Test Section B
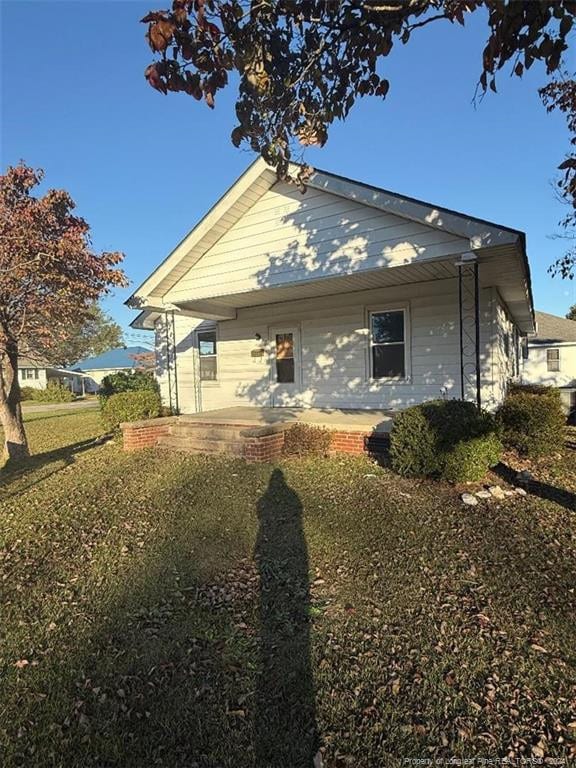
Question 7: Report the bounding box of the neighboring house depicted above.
[522,310,576,415]
[17,357,87,394]
[128,159,534,415]
[74,346,152,391]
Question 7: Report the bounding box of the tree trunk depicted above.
[0,341,29,463]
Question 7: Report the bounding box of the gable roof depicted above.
[74,346,150,371]
[531,311,576,344]
[127,158,534,331]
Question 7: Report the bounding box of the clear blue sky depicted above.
[1,1,574,342]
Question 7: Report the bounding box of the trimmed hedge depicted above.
[101,390,161,432]
[19,386,37,402]
[283,423,332,457]
[29,381,75,403]
[390,399,502,483]
[99,370,159,403]
[442,433,504,483]
[497,385,565,458]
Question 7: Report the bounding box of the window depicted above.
[369,309,406,379]
[547,348,560,372]
[522,341,529,360]
[275,333,295,383]
[198,330,217,381]
[20,368,39,380]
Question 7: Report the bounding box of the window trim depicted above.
[196,326,219,383]
[546,347,560,372]
[366,305,411,383]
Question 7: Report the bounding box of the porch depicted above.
[175,405,394,433]
[121,406,395,460]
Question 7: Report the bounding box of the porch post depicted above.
[164,310,180,415]
[456,253,481,409]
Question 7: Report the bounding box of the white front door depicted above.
[269,327,301,406]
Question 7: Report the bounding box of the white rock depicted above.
[503,490,515,497]
[488,485,506,500]
[475,490,492,500]
[514,487,528,496]
[461,493,478,506]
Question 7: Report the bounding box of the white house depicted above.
[17,357,88,394]
[128,160,534,417]
[522,310,576,415]
[73,346,152,392]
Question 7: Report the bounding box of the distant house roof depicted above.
[531,311,576,345]
[74,346,150,371]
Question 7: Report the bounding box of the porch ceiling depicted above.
[173,246,533,332]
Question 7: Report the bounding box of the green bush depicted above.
[99,370,159,403]
[101,390,161,432]
[388,406,437,477]
[283,423,332,457]
[442,433,504,483]
[30,381,75,403]
[19,386,37,401]
[390,399,502,482]
[497,386,565,457]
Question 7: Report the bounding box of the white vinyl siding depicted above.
[163,278,513,414]
[164,183,469,304]
[522,343,576,388]
[17,368,47,390]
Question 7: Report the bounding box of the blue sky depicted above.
[1,1,574,342]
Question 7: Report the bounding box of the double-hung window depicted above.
[198,330,217,381]
[369,309,407,379]
[547,348,560,372]
[21,368,39,380]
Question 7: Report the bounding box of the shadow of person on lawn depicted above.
[254,468,319,767]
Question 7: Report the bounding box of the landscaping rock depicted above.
[475,490,492,500]
[488,485,506,500]
[503,489,515,497]
[461,493,478,506]
[514,487,528,496]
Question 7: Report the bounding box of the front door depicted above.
[269,327,301,406]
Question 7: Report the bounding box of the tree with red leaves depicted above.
[140,0,575,266]
[0,164,127,462]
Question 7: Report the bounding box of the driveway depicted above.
[21,399,99,414]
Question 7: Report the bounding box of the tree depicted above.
[567,304,576,321]
[45,304,124,367]
[140,1,575,271]
[141,1,574,174]
[0,164,126,462]
[541,75,576,279]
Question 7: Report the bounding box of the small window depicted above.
[547,348,560,372]
[370,309,406,379]
[275,333,295,383]
[198,330,217,381]
[522,341,529,360]
[21,368,38,380]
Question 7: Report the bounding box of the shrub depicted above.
[99,370,159,403]
[388,406,437,477]
[283,423,332,457]
[390,399,502,482]
[497,386,565,457]
[442,433,503,483]
[30,381,75,403]
[19,386,37,401]
[101,390,161,432]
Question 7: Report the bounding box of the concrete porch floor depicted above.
[178,406,395,433]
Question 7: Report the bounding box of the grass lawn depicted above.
[1,412,575,767]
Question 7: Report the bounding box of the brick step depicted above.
[156,434,245,456]
[170,424,246,441]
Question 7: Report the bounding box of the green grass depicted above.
[1,412,575,767]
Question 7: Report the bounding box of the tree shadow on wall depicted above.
[254,468,319,767]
